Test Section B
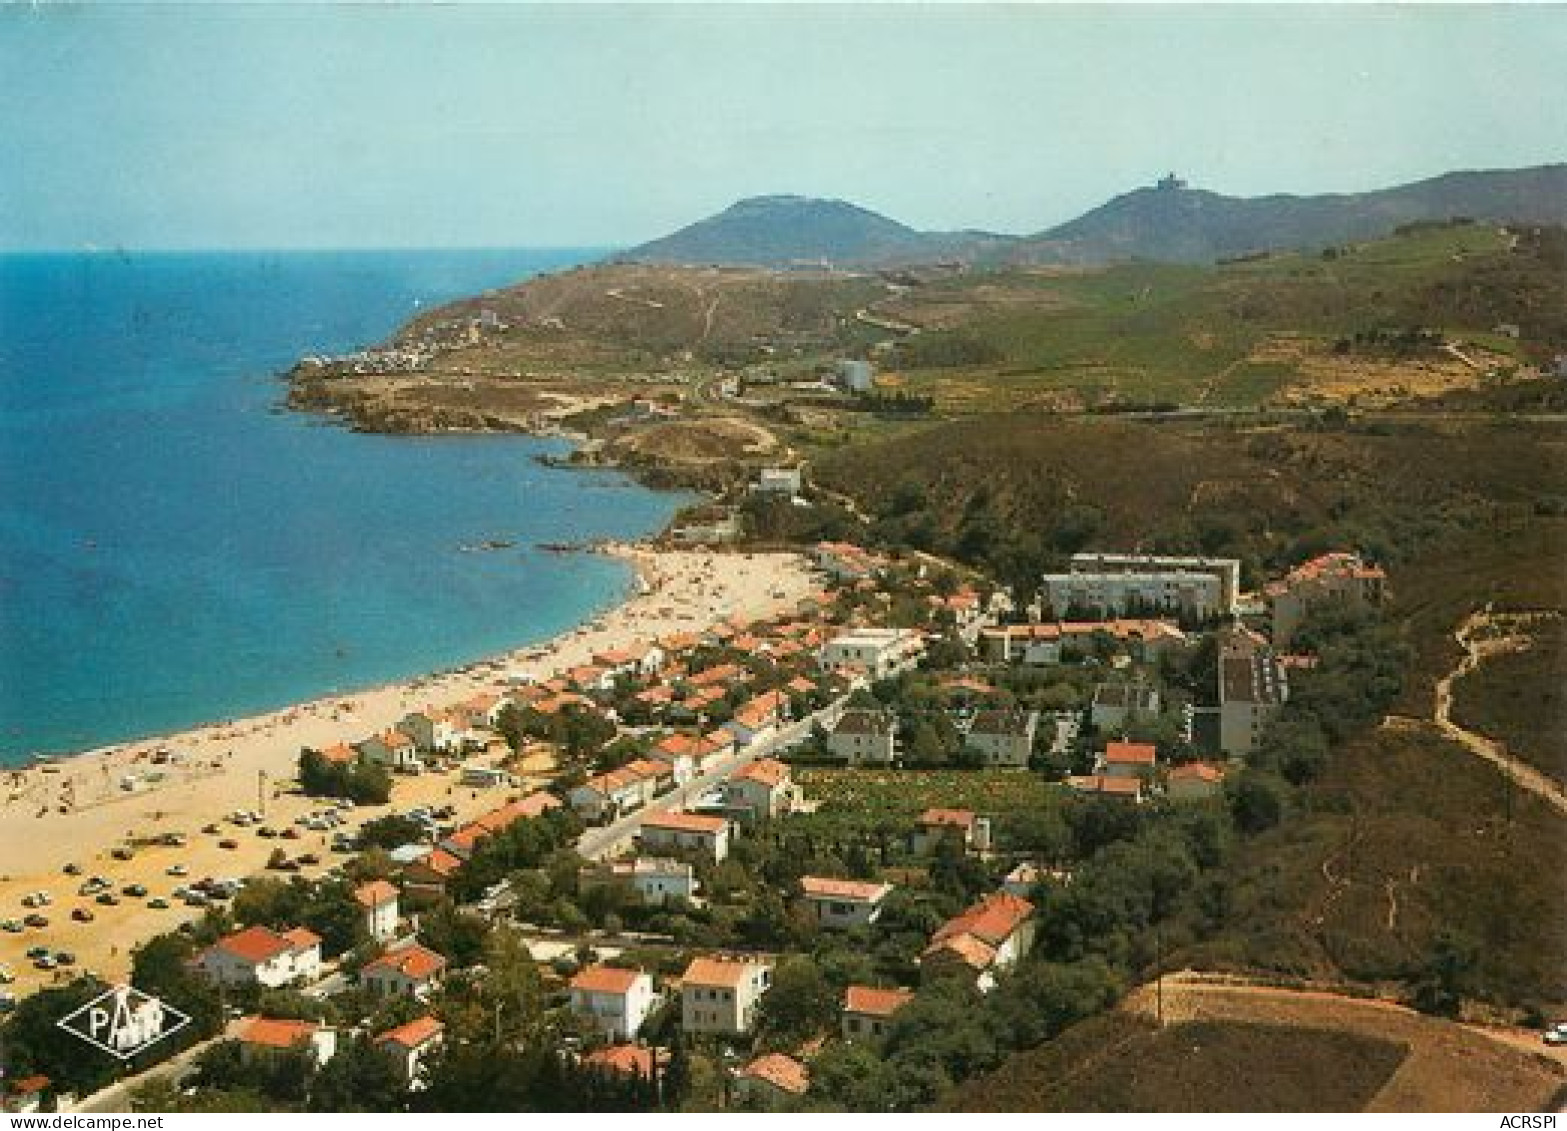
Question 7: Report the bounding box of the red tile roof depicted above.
[237,1017,321,1049]
[354,880,399,909]
[917,807,977,830]
[800,876,891,903]
[732,757,789,788]
[1103,740,1157,766]
[933,891,1034,948]
[377,1015,443,1049]
[211,925,306,964]
[844,984,915,1018]
[1169,761,1226,783]
[363,943,447,982]
[643,810,728,835]
[570,964,646,995]
[681,955,767,989]
[740,1052,809,1096]
[583,1044,662,1078]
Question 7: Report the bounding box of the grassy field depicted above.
[945,1013,1410,1112]
[794,767,1061,832]
[1451,616,1567,787]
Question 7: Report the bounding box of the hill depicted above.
[1008,164,1567,264]
[617,194,1015,267]
[946,985,1566,1112]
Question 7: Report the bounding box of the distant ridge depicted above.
[1007,164,1567,264]
[617,165,1567,269]
[616,194,1014,268]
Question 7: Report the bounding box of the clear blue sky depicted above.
[3,3,1563,250]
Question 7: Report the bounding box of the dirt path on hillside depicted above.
[1125,972,1567,1111]
[1383,606,1567,818]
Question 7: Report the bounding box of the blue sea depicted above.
[0,249,684,764]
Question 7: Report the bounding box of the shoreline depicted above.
[0,543,816,991]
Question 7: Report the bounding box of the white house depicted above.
[568,964,658,1040]
[354,880,400,944]
[798,876,892,930]
[679,955,773,1036]
[638,811,731,862]
[398,710,465,755]
[235,1017,336,1069]
[754,466,804,496]
[920,891,1036,992]
[841,985,915,1042]
[724,757,795,820]
[583,856,699,906]
[820,628,924,680]
[195,925,322,989]
[963,709,1039,767]
[357,729,421,772]
[376,1016,444,1089]
[828,709,897,765]
[568,761,663,821]
[361,943,447,1000]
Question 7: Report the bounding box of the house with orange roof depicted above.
[639,810,732,862]
[735,1052,809,1105]
[195,924,322,988]
[361,942,447,1000]
[911,808,991,855]
[1167,760,1227,801]
[235,1017,336,1068]
[1266,550,1387,648]
[582,1044,665,1081]
[568,964,658,1040]
[1,1075,52,1115]
[679,955,773,1035]
[813,541,885,582]
[688,662,745,689]
[376,1015,443,1089]
[357,728,421,772]
[354,880,400,943]
[568,760,664,822]
[725,690,790,748]
[314,741,360,767]
[401,846,463,894]
[1100,739,1158,779]
[675,685,729,721]
[724,757,795,819]
[842,984,915,1041]
[797,876,893,929]
[921,891,1036,991]
[1066,774,1145,803]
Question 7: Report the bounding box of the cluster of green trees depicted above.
[297,748,392,804]
[497,703,617,763]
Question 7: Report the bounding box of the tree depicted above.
[359,814,426,850]
[1412,931,1478,1017]
[307,1035,407,1112]
[1227,769,1287,834]
[756,957,839,1046]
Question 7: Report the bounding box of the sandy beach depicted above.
[0,545,815,995]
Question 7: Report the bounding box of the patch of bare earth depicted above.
[1250,332,1515,407]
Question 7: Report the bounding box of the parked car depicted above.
[281,828,301,841]
[23,914,49,928]
[24,946,49,960]
[166,864,189,877]
[1544,1023,1567,1046]
[1,920,23,934]
[110,846,134,861]
[53,952,76,967]
[62,863,81,876]
[123,883,148,898]
[71,907,95,923]
[148,898,170,910]
[0,965,14,984]
[95,893,119,906]
[33,955,56,970]
[218,839,239,850]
